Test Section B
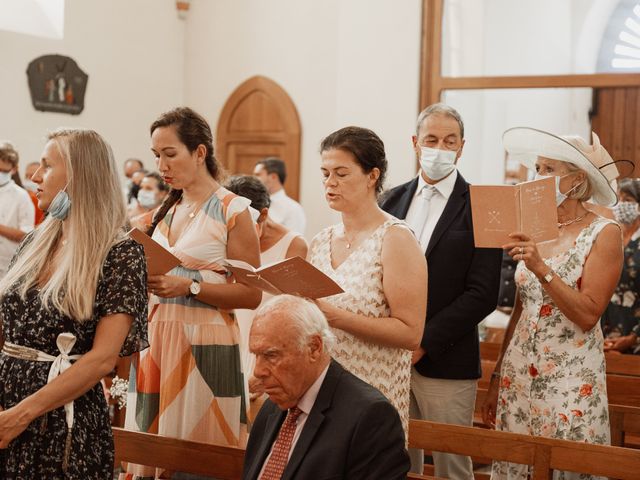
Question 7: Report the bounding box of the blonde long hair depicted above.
[0,129,127,322]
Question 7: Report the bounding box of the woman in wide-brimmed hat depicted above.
[482,127,627,480]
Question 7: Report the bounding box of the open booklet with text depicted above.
[469,176,559,248]
[221,256,344,299]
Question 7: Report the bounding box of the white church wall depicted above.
[184,0,422,238]
[443,0,603,186]
[0,0,184,180]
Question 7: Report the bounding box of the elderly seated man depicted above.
[242,295,410,480]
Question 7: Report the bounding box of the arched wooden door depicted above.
[216,76,302,200]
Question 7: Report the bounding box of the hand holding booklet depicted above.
[469,176,559,248]
[128,228,182,275]
[221,256,344,299]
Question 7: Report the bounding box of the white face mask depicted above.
[137,189,159,209]
[534,173,583,207]
[419,146,458,181]
[22,179,37,192]
[0,171,12,185]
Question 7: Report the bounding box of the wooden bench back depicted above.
[113,419,640,480]
[409,420,640,480]
[113,427,245,479]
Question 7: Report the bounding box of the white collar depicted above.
[296,363,330,416]
[271,189,287,200]
[414,169,457,200]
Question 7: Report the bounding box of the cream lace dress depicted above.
[309,218,412,437]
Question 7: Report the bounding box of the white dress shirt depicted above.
[269,189,306,236]
[405,170,458,251]
[258,364,330,477]
[0,181,35,278]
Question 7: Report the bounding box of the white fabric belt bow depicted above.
[2,332,83,432]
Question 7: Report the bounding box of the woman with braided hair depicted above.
[121,107,261,479]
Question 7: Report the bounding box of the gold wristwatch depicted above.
[540,269,554,284]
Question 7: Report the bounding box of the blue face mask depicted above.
[535,173,583,207]
[48,185,71,220]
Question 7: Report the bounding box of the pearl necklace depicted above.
[557,212,587,228]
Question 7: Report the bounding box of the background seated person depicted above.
[225,174,307,404]
[243,295,410,480]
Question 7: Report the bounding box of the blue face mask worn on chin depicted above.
[48,185,71,220]
[419,146,458,181]
[534,173,583,207]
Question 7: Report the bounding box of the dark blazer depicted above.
[242,360,409,480]
[380,173,502,379]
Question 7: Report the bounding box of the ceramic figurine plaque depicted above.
[26,54,88,115]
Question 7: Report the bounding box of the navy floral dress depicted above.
[0,237,148,479]
[601,231,640,353]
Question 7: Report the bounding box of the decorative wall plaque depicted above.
[26,54,88,115]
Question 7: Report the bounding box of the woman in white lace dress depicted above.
[308,126,427,437]
[482,128,626,480]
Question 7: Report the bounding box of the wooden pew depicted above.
[409,420,640,480]
[113,427,245,479]
[113,421,640,480]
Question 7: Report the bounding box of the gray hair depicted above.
[254,295,336,352]
[416,103,465,139]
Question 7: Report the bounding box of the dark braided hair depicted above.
[146,107,220,236]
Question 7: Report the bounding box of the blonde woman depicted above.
[0,129,148,478]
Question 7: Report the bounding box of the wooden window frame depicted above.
[420,0,640,109]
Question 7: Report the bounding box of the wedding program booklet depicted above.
[128,227,182,275]
[469,176,559,248]
[221,256,344,299]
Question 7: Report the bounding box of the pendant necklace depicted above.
[344,228,356,249]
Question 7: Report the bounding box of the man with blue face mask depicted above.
[0,141,35,279]
[380,103,502,478]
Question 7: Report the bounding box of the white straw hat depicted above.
[502,127,626,206]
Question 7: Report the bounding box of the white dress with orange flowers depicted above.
[492,218,614,480]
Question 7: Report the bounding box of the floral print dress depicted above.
[492,218,614,480]
[0,237,148,479]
